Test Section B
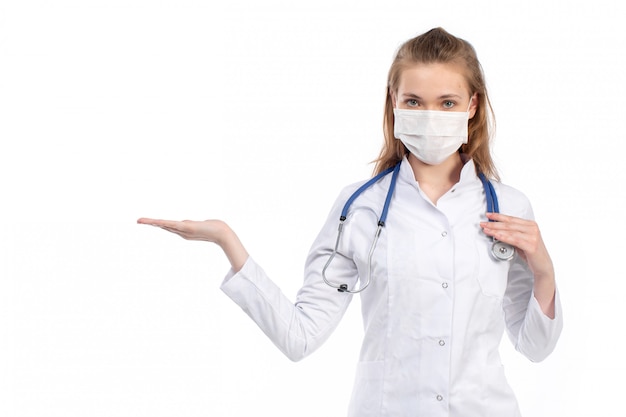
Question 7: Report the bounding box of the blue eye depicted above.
[406,99,419,107]
[443,100,455,109]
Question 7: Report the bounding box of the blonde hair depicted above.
[374,27,499,180]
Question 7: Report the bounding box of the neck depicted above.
[407,153,464,204]
[409,152,464,184]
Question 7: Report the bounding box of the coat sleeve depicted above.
[220,189,360,362]
[502,196,563,363]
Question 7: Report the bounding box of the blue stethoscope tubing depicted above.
[478,172,516,262]
[322,163,401,293]
[322,163,515,294]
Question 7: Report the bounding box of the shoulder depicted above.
[327,172,395,220]
[490,180,535,220]
[337,168,397,201]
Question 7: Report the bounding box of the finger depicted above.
[137,218,182,228]
[481,224,535,244]
[480,216,531,237]
[480,221,529,234]
[137,217,166,225]
[482,214,537,234]
[485,212,528,224]
[482,224,542,255]
[140,218,196,237]
[160,225,191,237]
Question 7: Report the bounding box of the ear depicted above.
[468,92,478,119]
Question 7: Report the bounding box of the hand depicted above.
[137,218,230,244]
[137,218,249,271]
[480,212,553,277]
[480,212,556,317]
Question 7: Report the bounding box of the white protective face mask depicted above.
[393,102,471,165]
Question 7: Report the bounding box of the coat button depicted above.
[441,231,448,237]
[436,395,443,401]
[439,340,445,346]
[442,282,449,289]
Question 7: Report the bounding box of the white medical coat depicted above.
[221,156,563,417]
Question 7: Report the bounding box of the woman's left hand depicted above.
[480,212,553,278]
[480,212,556,317]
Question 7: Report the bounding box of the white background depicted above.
[1,0,624,416]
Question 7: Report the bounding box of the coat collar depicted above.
[397,154,478,190]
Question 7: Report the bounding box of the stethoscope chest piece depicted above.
[491,240,515,261]
[479,172,516,262]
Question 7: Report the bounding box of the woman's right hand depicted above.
[137,218,229,243]
[137,218,249,272]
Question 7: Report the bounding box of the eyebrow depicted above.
[401,93,463,100]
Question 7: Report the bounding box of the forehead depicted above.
[397,63,470,96]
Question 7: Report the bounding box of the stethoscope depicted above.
[322,163,516,293]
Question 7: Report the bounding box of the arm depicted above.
[219,196,360,361]
[137,193,360,361]
[480,212,563,361]
[501,256,563,362]
[480,212,556,318]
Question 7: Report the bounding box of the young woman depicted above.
[138,27,562,417]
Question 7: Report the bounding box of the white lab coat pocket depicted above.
[347,360,384,417]
[475,235,511,299]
